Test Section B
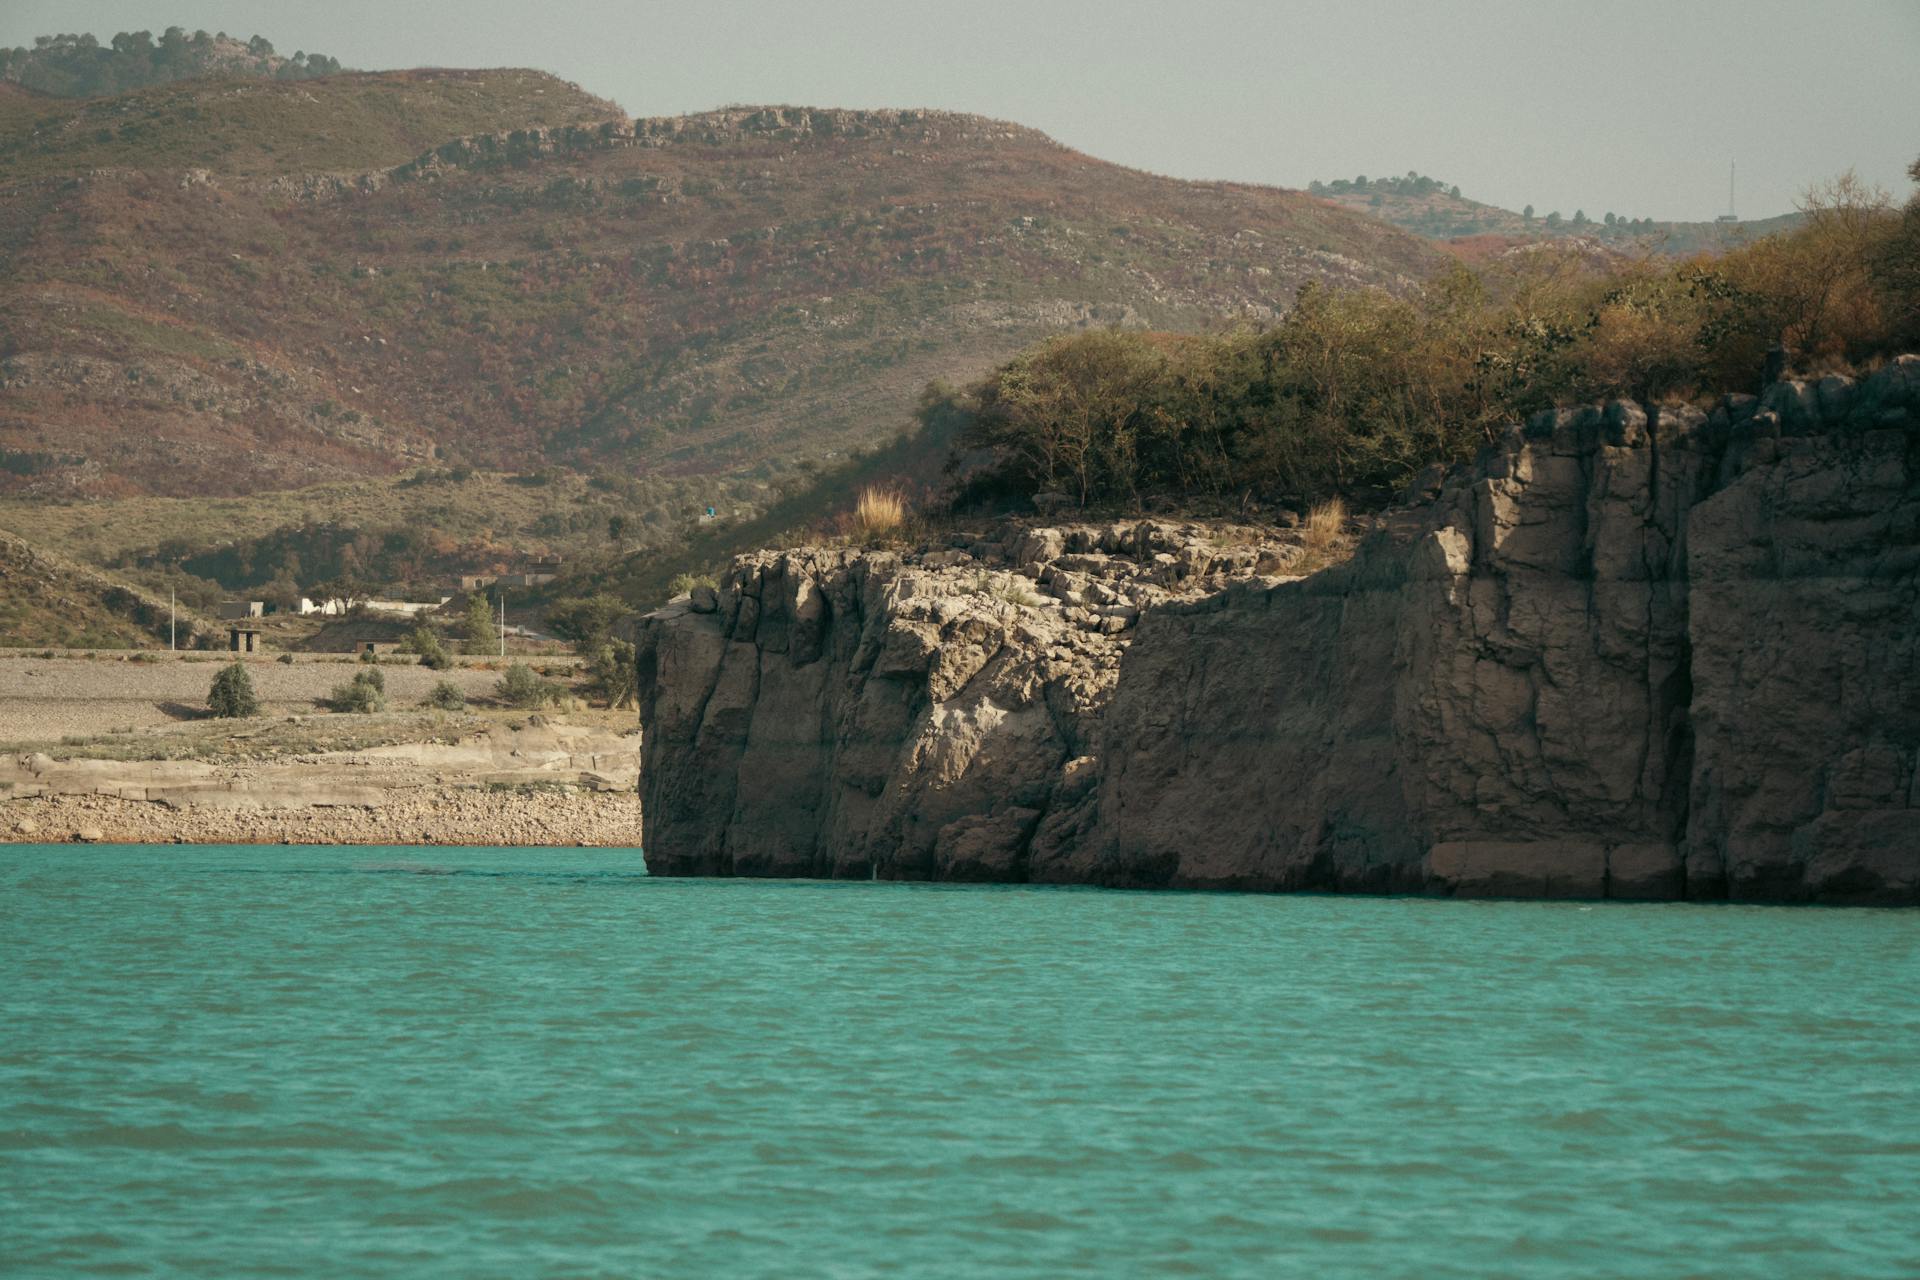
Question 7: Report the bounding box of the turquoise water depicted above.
[2,844,1916,1278]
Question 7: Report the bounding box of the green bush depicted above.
[423,680,466,711]
[206,662,259,718]
[667,572,718,597]
[587,639,638,710]
[323,669,386,713]
[495,662,559,709]
[405,625,452,670]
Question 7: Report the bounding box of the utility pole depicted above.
[1715,161,1740,224]
[170,589,176,652]
[499,589,506,658]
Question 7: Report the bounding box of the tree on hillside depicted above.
[1545,211,1563,228]
[1523,205,1534,221]
[0,26,346,97]
[959,328,1176,507]
[1729,170,1901,362]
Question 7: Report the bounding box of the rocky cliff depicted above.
[635,358,1920,903]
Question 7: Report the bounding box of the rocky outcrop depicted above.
[636,519,1309,879]
[386,108,1052,186]
[635,357,1920,903]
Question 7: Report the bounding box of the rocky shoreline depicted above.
[636,358,1920,904]
[3,717,643,848]
[6,789,641,847]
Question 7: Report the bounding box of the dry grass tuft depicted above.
[1293,497,1354,574]
[1302,496,1347,552]
[852,487,907,543]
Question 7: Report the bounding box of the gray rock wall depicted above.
[635,358,1920,903]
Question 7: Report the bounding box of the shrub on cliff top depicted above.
[935,164,1919,511]
[667,572,718,598]
[206,661,259,718]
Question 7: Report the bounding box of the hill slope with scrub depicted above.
[1308,169,1805,257]
[0,81,1444,504]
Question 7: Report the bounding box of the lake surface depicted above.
[2,844,1916,1278]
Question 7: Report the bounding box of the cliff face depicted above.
[635,358,1920,903]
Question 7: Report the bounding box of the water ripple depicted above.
[2,843,1917,1278]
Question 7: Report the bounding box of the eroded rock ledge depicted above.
[636,358,1920,903]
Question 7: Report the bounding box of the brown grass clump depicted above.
[852,487,907,543]
[1294,497,1353,574]
[1302,496,1347,551]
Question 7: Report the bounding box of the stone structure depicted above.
[635,358,1920,903]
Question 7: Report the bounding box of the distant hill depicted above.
[0,68,622,178]
[1,28,345,98]
[1308,170,1803,257]
[0,88,1446,503]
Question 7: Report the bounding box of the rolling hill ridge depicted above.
[0,80,1447,502]
[1306,170,1803,258]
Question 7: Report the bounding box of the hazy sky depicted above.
[6,0,1916,221]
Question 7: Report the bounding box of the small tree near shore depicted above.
[207,662,259,718]
[588,640,638,710]
[462,593,495,652]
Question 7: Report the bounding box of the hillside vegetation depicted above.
[937,168,1920,509]
[1309,170,1803,258]
[0,68,620,178]
[0,91,1442,505]
[1,28,344,98]
[0,59,1453,630]
[0,464,772,607]
[0,529,211,648]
